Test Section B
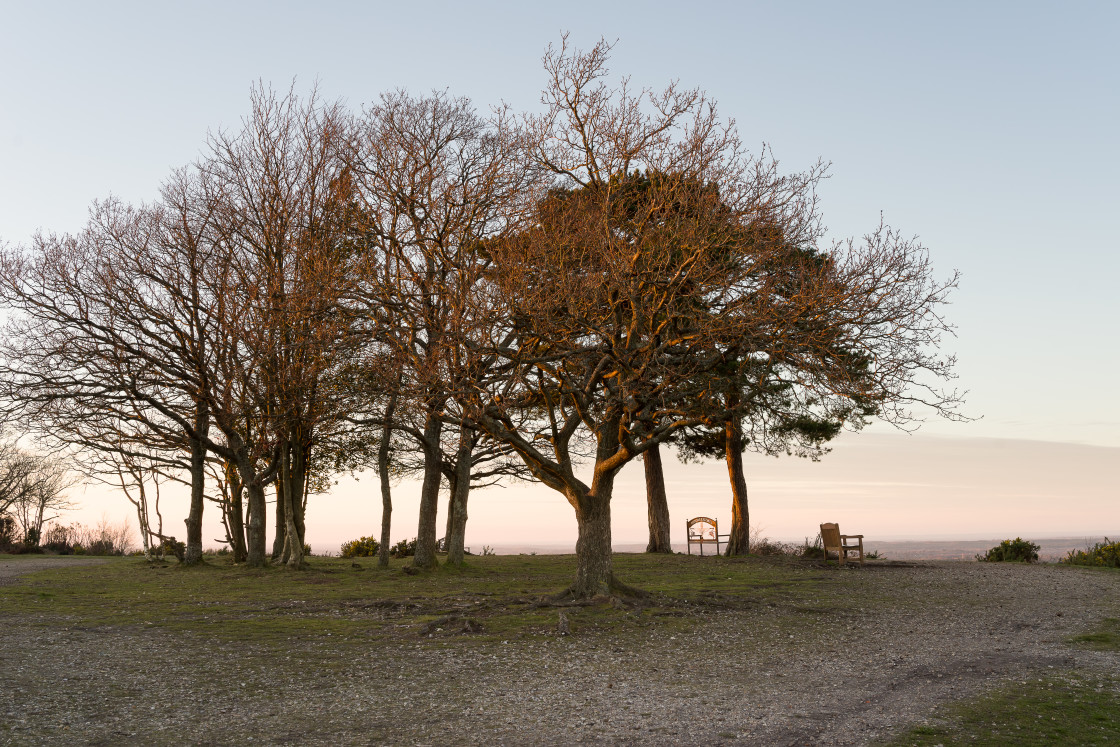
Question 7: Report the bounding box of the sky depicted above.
[2,1,1117,549]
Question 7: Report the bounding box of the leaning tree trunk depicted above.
[183,402,210,565]
[724,414,750,556]
[445,431,473,566]
[411,412,443,570]
[643,444,672,553]
[377,417,395,570]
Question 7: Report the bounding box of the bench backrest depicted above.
[687,516,718,540]
[820,522,841,548]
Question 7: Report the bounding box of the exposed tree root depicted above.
[535,574,650,609]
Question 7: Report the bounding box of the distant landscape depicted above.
[494,536,1120,561]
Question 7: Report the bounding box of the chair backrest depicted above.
[687,516,718,539]
[820,523,841,548]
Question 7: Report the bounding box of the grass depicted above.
[0,551,829,647]
[1070,617,1120,651]
[885,673,1120,746]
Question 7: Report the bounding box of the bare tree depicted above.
[348,90,542,569]
[0,192,224,564]
[7,451,72,545]
[0,85,360,569]
[188,84,361,568]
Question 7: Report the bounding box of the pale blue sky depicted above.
[2,1,1117,544]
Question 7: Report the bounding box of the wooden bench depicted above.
[686,517,728,556]
[820,522,864,566]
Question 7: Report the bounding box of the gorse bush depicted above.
[340,536,380,558]
[1062,539,1120,568]
[158,538,186,562]
[390,537,417,558]
[340,536,415,558]
[978,537,1040,563]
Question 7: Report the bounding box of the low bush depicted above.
[750,537,794,556]
[796,535,825,560]
[158,538,186,562]
[7,541,45,555]
[1062,538,1120,568]
[978,537,1039,563]
[41,523,78,554]
[340,536,381,558]
[390,537,417,558]
[81,518,135,556]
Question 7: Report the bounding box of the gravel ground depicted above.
[1,557,1118,745]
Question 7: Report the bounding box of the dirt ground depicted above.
[1,556,1118,745]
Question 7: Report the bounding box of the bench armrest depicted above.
[840,534,863,540]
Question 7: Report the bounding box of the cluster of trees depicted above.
[0,437,71,548]
[0,38,962,597]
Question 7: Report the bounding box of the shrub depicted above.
[158,538,186,562]
[750,537,794,556]
[797,535,825,560]
[340,536,381,558]
[0,514,16,551]
[74,517,136,556]
[85,539,117,556]
[389,537,417,558]
[42,523,78,554]
[978,537,1040,563]
[1062,539,1120,568]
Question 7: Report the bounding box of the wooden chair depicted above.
[686,517,728,555]
[820,522,864,566]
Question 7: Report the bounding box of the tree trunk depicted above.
[444,473,457,549]
[281,444,305,569]
[377,420,394,570]
[183,402,209,565]
[572,490,614,598]
[293,442,308,555]
[445,430,473,566]
[724,415,750,556]
[643,443,672,553]
[225,461,248,563]
[271,476,286,561]
[239,447,268,568]
[411,412,443,570]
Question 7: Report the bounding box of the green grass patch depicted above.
[1070,618,1120,651]
[0,552,832,648]
[885,673,1120,746]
